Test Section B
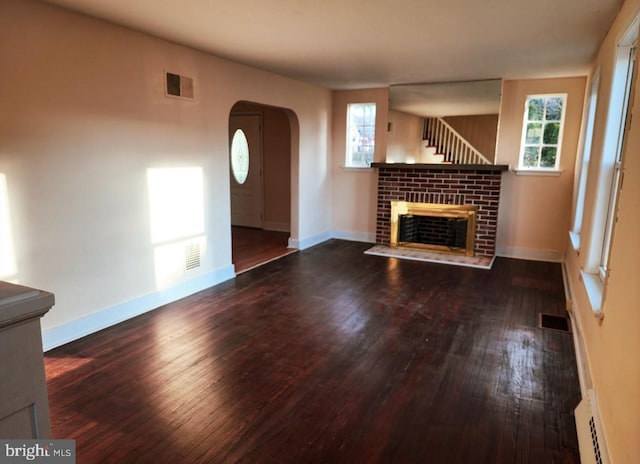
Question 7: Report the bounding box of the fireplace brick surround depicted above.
[372,163,508,258]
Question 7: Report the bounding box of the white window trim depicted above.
[514,169,562,176]
[581,16,638,317]
[341,166,374,172]
[345,102,377,168]
[571,69,601,240]
[581,270,604,319]
[599,46,634,283]
[584,41,636,275]
[569,230,581,251]
[517,93,568,172]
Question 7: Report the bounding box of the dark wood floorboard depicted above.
[231,226,295,274]
[45,240,581,463]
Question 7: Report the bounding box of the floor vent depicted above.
[538,313,571,332]
[184,242,201,270]
[575,390,610,464]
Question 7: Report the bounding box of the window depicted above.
[346,103,376,167]
[518,94,567,170]
[600,46,636,282]
[571,71,600,246]
[581,19,637,315]
[230,129,250,184]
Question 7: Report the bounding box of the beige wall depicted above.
[3,1,638,460]
[387,110,424,162]
[0,0,332,342]
[331,88,389,242]
[495,77,587,261]
[564,0,640,462]
[231,102,291,231]
[443,114,499,163]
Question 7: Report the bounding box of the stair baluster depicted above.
[423,117,491,165]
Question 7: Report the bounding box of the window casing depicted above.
[599,46,636,282]
[571,71,600,244]
[518,94,567,170]
[580,20,638,316]
[346,103,376,168]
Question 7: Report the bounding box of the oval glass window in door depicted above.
[230,129,249,184]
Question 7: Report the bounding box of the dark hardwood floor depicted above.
[231,226,295,274]
[45,240,581,463]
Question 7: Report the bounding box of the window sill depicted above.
[580,270,604,320]
[342,166,374,172]
[569,231,581,252]
[514,169,563,176]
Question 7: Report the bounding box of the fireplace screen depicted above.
[390,201,476,256]
[398,215,468,249]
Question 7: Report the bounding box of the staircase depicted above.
[423,117,492,165]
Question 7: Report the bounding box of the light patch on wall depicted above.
[147,167,204,244]
[147,167,206,289]
[0,174,17,280]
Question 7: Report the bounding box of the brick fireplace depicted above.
[372,163,508,258]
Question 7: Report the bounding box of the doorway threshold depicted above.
[235,248,298,275]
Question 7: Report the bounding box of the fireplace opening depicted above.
[390,201,476,256]
[398,215,468,249]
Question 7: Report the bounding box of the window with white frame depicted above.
[346,103,376,167]
[580,20,637,315]
[518,94,567,170]
[571,71,600,243]
[599,46,636,282]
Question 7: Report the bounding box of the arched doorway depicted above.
[229,101,296,273]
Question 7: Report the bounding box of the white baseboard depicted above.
[288,231,332,250]
[495,245,563,262]
[262,221,290,233]
[561,261,593,397]
[42,265,235,351]
[330,230,375,243]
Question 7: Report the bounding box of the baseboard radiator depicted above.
[575,389,610,464]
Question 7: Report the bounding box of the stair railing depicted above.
[423,117,492,165]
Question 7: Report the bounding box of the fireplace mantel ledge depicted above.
[371,163,509,172]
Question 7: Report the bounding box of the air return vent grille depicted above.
[588,417,604,464]
[184,242,201,271]
[165,71,194,99]
[575,389,609,464]
[538,313,571,332]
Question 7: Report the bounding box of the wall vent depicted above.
[165,71,194,99]
[575,389,609,464]
[184,242,201,271]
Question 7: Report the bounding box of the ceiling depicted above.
[43,0,622,90]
